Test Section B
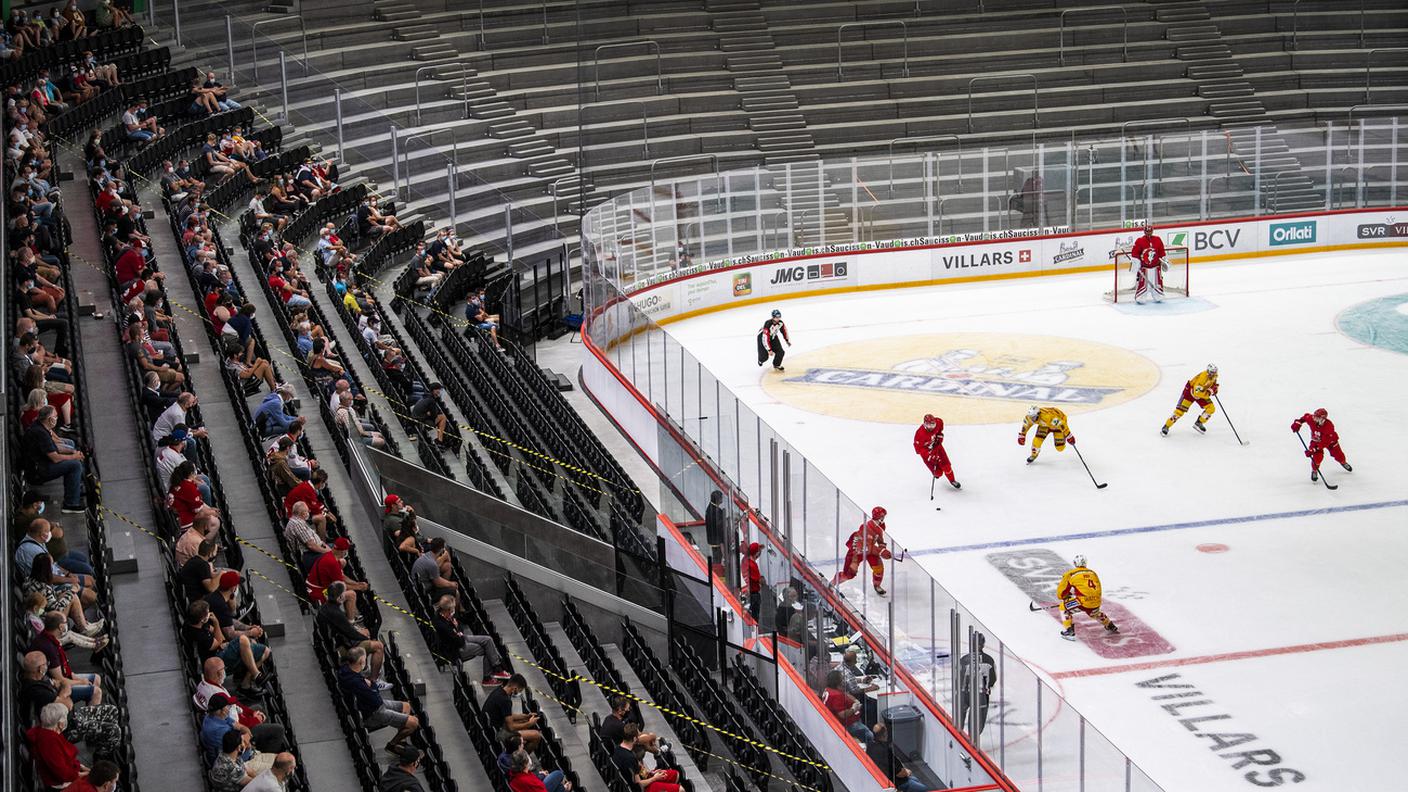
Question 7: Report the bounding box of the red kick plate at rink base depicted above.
[986,548,1175,659]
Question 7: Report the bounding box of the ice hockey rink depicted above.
[658,249,1408,791]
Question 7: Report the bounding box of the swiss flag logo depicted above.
[1019,250,1032,263]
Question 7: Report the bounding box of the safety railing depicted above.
[888,134,964,190]
[1059,5,1129,65]
[250,16,308,82]
[968,74,1039,133]
[836,20,910,81]
[1365,48,1408,104]
[593,40,663,100]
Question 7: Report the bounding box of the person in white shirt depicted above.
[153,392,207,461]
[156,430,213,502]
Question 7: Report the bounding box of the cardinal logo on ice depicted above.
[762,332,1159,424]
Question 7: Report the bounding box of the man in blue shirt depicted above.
[254,385,296,439]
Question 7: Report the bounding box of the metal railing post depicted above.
[1253,126,1262,215]
[174,0,182,47]
[949,610,961,714]
[785,162,795,247]
[753,165,763,251]
[390,124,400,200]
[836,21,910,81]
[1120,135,1128,225]
[1365,49,1408,104]
[279,50,289,123]
[888,134,963,190]
[226,15,235,79]
[1324,121,1334,210]
[335,89,344,161]
[851,157,860,240]
[1392,117,1400,206]
[505,204,515,268]
[1060,5,1128,66]
[1357,118,1367,207]
[448,163,457,230]
[1144,133,1154,220]
[1200,129,1210,219]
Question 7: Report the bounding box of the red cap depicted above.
[218,571,241,590]
[748,542,763,556]
[333,537,351,551]
[383,494,401,512]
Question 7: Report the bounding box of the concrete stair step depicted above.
[1188,63,1245,80]
[735,74,790,91]
[451,84,499,101]
[750,117,807,131]
[764,153,822,166]
[528,160,576,178]
[432,63,479,80]
[741,96,799,111]
[720,40,773,53]
[1167,27,1220,43]
[726,53,783,70]
[488,120,534,138]
[411,44,458,61]
[264,0,295,13]
[509,140,555,157]
[473,104,519,121]
[758,131,814,145]
[375,9,418,22]
[1177,44,1234,60]
[394,23,438,39]
[1210,100,1266,116]
[1155,7,1211,22]
[1197,82,1255,98]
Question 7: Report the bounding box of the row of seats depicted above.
[504,576,582,715]
[671,637,773,789]
[0,23,143,89]
[618,619,710,773]
[729,655,829,792]
[451,670,580,791]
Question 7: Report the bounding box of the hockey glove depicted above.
[1066,434,1076,445]
[1291,421,1302,433]
[1159,257,1170,272]
[1305,449,1315,458]
[1017,434,1026,446]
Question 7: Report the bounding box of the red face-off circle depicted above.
[1197,543,1229,553]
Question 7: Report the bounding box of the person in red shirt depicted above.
[831,507,893,596]
[112,240,146,288]
[913,413,960,490]
[305,538,369,612]
[27,703,85,788]
[740,542,763,622]
[166,461,210,528]
[822,670,873,742]
[283,469,335,535]
[1292,408,1352,482]
[1128,222,1169,304]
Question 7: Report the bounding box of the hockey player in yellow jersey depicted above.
[1057,555,1118,640]
[1017,405,1074,464]
[1162,364,1219,436]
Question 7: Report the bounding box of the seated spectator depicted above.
[334,390,385,448]
[207,571,265,647]
[306,538,369,612]
[245,752,297,792]
[315,580,388,686]
[627,743,679,792]
[268,419,317,480]
[381,745,427,792]
[225,303,259,364]
[178,539,223,600]
[433,593,511,683]
[26,702,85,789]
[337,645,420,754]
[224,343,279,392]
[154,393,209,460]
[483,674,540,752]
[266,436,302,496]
[22,405,87,512]
[283,468,335,536]
[157,431,212,501]
[468,298,504,353]
[22,554,104,638]
[121,100,161,143]
[612,725,672,791]
[185,599,269,696]
[248,189,287,232]
[30,612,103,706]
[167,460,215,528]
[411,382,449,446]
[600,696,660,756]
[24,362,76,428]
[210,729,257,791]
[867,722,926,792]
[18,652,121,760]
[15,512,95,588]
[315,224,348,271]
[408,244,443,290]
[382,495,416,542]
[508,748,572,792]
[412,537,458,602]
[201,132,257,184]
[254,384,297,439]
[94,0,135,29]
[175,513,222,568]
[426,228,465,271]
[201,694,275,774]
[283,499,330,571]
[306,336,344,382]
[822,670,873,743]
[204,72,241,110]
[194,657,288,755]
[356,197,399,239]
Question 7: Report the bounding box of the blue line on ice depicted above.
[906,499,1408,557]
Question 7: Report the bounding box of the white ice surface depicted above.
[657,250,1408,791]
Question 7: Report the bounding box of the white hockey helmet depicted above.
[1072,554,1088,568]
[1026,405,1041,420]
[1206,363,1218,376]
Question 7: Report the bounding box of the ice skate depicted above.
[1105,622,1120,634]
[1026,452,1037,464]
[1311,470,1319,482]
[1342,462,1353,472]
[1060,626,1076,641]
[1160,425,1169,436]
[949,479,961,490]
[1193,419,1206,434]
[873,586,886,596]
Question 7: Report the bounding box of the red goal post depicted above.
[1105,246,1190,303]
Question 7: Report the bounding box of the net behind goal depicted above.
[1104,246,1190,303]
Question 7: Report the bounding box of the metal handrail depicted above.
[887,134,963,190]
[413,64,446,126]
[761,210,788,249]
[967,73,1039,133]
[1120,117,1192,142]
[1365,48,1408,104]
[251,17,309,82]
[917,0,983,14]
[593,40,662,101]
[1332,166,1362,208]
[586,100,651,158]
[395,129,440,201]
[1349,103,1408,120]
[837,21,910,81]
[648,154,719,196]
[1288,0,1302,50]
[1268,169,1297,213]
[1059,5,1128,66]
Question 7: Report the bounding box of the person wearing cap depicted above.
[194,656,289,755]
[185,599,269,698]
[316,580,389,687]
[157,431,213,503]
[201,694,275,774]
[267,418,318,481]
[306,538,369,615]
[381,494,412,537]
[381,744,428,792]
[338,645,420,755]
[740,542,764,621]
[208,570,266,650]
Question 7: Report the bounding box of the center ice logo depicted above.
[762,332,1159,424]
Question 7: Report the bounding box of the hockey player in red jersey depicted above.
[756,309,790,370]
[913,414,961,489]
[1129,222,1168,304]
[832,507,893,596]
[1292,408,1352,482]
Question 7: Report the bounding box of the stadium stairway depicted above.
[61,147,209,792]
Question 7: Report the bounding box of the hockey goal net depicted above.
[1104,246,1190,303]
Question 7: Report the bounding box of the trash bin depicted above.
[883,704,924,760]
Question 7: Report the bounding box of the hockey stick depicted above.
[1070,443,1108,489]
[1213,394,1248,446]
[928,476,942,510]
[1029,601,1061,612]
[1295,431,1338,490]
